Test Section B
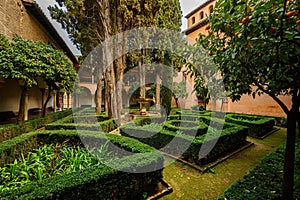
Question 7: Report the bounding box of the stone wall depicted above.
[0,0,61,49]
[183,0,292,117]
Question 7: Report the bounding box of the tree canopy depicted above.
[49,0,184,118]
[196,0,300,198]
[0,34,77,123]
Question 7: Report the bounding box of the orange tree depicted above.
[0,35,76,123]
[197,0,299,198]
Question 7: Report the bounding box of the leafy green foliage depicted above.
[226,113,275,138]
[163,119,208,137]
[0,35,75,90]
[120,114,248,165]
[219,139,300,200]
[0,34,77,123]
[181,42,223,107]
[0,142,110,192]
[0,109,72,143]
[49,0,184,118]
[198,1,299,197]
[199,0,300,104]
[45,118,118,133]
[0,130,164,199]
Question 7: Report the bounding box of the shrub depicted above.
[191,105,206,111]
[0,130,164,199]
[120,116,248,165]
[163,119,208,137]
[225,113,275,138]
[218,140,300,199]
[53,114,110,124]
[133,116,166,126]
[0,142,111,192]
[0,109,72,143]
[45,119,118,133]
[167,114,200,121]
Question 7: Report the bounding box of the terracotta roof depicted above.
[185,0,215,19]
[22,0,79,64]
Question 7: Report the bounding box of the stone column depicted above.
[52,91,57,112]
[67,93,71,108]
[63,92,68,109]
[156,73,161,110]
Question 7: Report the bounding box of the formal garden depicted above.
[0,106,298,199]
[0,0,299,199]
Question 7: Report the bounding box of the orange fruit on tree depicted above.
[242,16,249,24]
[286,11,296,18]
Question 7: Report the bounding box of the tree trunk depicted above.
[297,114,300,138]
[175,97,179,108]
[42,88,52,117]
[95,79,102,114]
[114,6,126,121]
[115,56,124,120]
[282,106,298,199]
[17,86,27,124]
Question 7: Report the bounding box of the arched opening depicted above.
[209,6,214,14]
[76,86,93,108]
[200,11,204,19]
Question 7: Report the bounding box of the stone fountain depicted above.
[136,97,153,115]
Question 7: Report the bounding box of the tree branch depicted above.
[254,80,289,114]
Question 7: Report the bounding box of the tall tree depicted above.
[49,0,183,118]
[197,0,300,198]
[154,0,183,115]
[37,42,77,117]
[0,35,45,123]
[50,0,161,119]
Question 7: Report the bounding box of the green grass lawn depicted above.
[161,128,287,200]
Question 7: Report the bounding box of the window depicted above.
[209,6,214,14]
[200,11,204,19]
[191,17,195,24]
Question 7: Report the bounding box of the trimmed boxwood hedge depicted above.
[0,109,73,143]
[167,114,200,121]
[133,116,166,126]
[120,116,248,165]
[225,113,275,138]
[45,118,118,133]
[52,114,110,124]
[163,119,208,137]
[218,140,300,200]
[0,130,164,199]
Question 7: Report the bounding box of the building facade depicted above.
[0,0,79,120]
[183,0,291,117]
